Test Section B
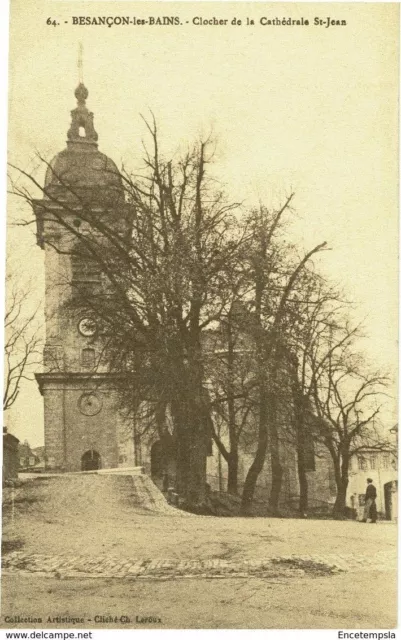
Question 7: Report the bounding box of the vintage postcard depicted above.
[1,0,398,634]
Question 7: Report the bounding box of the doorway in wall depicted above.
[81,449,101,471]
[384,480,398,520]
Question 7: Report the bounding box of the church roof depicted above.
[44,83,123,203]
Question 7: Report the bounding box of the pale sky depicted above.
[5,1,399,445]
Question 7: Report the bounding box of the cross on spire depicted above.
[78,42,84,84]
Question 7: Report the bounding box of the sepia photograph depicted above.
[1,0,399,633]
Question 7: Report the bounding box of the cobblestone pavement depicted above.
[2,547,395,580]
[3,473,396,590]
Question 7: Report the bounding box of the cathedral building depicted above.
[31,81,335,515]
[33,83,136,472]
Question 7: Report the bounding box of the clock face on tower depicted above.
[78,317,97,337]
[78,392,103,416]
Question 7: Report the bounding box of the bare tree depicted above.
[283,274,350,516]
[9,119,246,508]
[237,204,327,515]
[206,302,258,495]
[308,321,390,518]
[13,114,385,522]
[3,267,42,411]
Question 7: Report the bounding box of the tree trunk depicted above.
[172,395,208,507]
[294,392,308,516]
[333,482,348,518]
[168,331,208,509]
[268,424,283,512]
[187,403,208,506]
[269,456,283,513]
[227,449,238,495]
[171,397,191,496]
[226,315,238,496]
[154,400,172,478]
[297,451,308,516]
[240,391,268,515]
[240,349,279,515]
[289,357,309,517]
[333,451,349,519]
[240,445,267,515]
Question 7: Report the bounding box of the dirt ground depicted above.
[2,569,397,629]
[1,475,396,561]
[1,474,398,630]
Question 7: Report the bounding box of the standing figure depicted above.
[361,478,377,523]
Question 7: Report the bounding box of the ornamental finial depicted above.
[75,82,89,106]
[74,43,88,106]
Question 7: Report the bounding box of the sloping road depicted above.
[1,473,397,629]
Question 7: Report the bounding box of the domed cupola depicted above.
[44,83,123,205]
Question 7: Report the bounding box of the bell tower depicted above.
[33,83,134,472]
